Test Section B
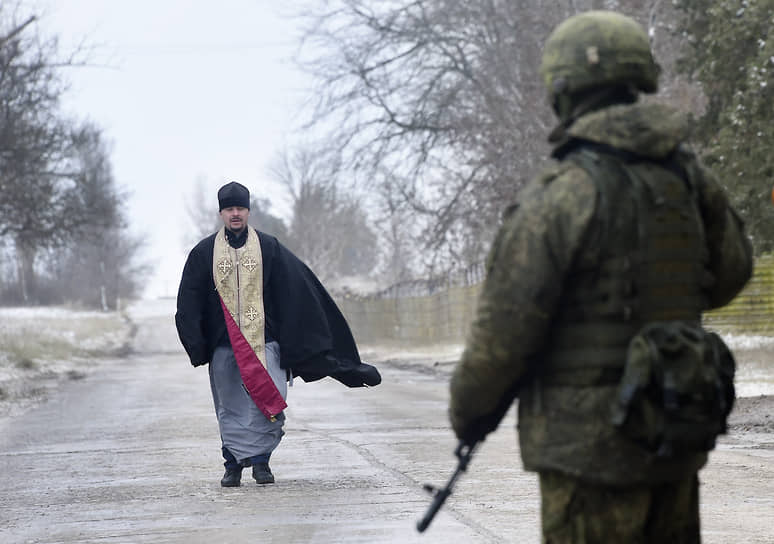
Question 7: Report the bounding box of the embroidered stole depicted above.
[213,227,286,421]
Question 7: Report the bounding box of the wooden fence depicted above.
[337,255,774,345]
[703,254,774,335]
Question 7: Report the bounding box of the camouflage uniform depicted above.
[449,11,753,544]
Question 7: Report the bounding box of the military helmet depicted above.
[540,11,659,101]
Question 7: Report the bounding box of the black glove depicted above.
[452,386,519,446]
[335,361,382,387]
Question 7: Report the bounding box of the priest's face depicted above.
[220,206,250,234]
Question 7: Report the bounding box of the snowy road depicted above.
[0,305,538,544]
[1,303,772,543]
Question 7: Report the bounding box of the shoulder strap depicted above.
[561,144,623,254]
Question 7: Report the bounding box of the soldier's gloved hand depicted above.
[450,410,489,447]
[450,390,518,447]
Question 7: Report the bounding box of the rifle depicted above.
[416,439,478,533]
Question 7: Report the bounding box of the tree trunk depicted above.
[15,238,37,303]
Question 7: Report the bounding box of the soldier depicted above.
[449,11,752,543]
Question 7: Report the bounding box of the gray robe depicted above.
[209,341,287,462]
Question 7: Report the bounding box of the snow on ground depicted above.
[0,306,131,360]
[1,300,772,418]
[325,274,386,297]
[124,297,176,320]
[362,334,774,398]
[0,306,114,320]
[723,334,774,397]
[723,333,774,350]
[0,304,134,417]
[360,342,464,364]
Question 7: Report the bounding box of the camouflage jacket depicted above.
[449,102,753,485]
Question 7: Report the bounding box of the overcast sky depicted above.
[37,0,309,298]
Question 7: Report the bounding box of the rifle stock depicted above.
[416,441,477,533]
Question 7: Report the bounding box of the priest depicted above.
[175,181,381,487]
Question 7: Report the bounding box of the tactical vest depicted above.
[542,144,710,386]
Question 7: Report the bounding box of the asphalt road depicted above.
[1,304,772,543]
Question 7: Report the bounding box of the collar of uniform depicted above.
[561,102,690,160]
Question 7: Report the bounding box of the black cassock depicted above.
[175,228,380,387]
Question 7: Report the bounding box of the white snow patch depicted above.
[0,305,134,416]
[360,343,464,365]
[326,275,386,297]
[125,297,176,320]
[721,334,774,350]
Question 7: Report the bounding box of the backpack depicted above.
[610,321,736,457]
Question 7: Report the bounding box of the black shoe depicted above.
[252,463,275,484]
[221,467,242,487]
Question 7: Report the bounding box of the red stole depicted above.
[220,297,287,421]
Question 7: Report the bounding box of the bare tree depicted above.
[37,124,148,309]
[269,146,377,281]
[182,176,220,251]
[375,173,418,286]
[296,0,561,272]
[0,6,88,301]
[48,225,148,310]
[0,6,147,307]
[247,196,289,241]
[295,0,692,276]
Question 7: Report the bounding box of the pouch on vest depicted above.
[610,321,735,457]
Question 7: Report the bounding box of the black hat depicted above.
[218,181,250,211]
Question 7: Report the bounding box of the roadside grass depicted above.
[0,307,134,414]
